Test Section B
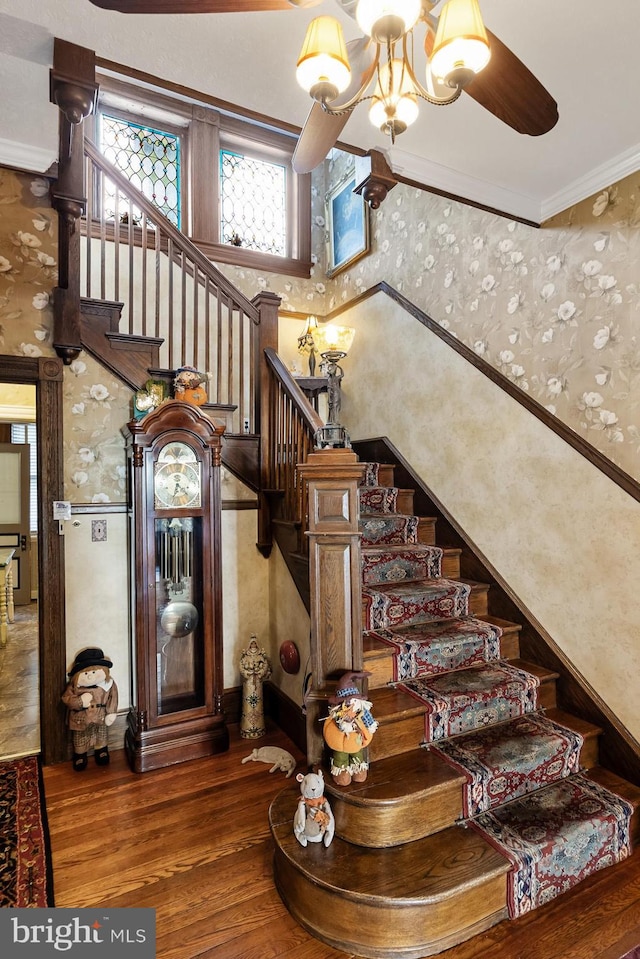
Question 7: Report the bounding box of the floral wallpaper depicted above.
[3,153,640,495]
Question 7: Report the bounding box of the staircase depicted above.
[270,459,640,959]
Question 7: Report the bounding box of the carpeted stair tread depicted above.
[362,544,443,586]
[367,616,503,681]
[398,661,541,742]
[469,772,634,918]
[360,512,419,545]
[430,712,588,817]
[363,577,472,631]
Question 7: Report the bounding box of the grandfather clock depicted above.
[123,401,229,772]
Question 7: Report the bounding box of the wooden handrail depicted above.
[81,138,273,434]
[262,347,323,556]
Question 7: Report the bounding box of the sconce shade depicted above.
[356,0,422,43]
[313,323,356,357]
[430,0,491,88]
[296,16,352,102]
[369,57,419,134]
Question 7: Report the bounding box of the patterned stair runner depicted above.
[369,618,502,680]
[469,773,633,917]
[363,579,471,631]
[431,712,584,816]
[398,661,540,741]
[362,545,442,586]
[358,461,633,927]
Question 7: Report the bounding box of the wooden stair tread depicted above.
[327,746,465,806]
[270,787,509,901]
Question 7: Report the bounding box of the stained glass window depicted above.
[100,114,181,227]
[220,150,286,256]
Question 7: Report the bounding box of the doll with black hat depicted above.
[61,647,118,771]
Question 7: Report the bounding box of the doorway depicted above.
[0,355,67,764]
[0,388,39,758]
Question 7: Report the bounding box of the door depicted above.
[0,443,31,605]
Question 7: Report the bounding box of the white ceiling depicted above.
[1,0,640,223]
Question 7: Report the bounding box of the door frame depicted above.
[0,355,66,764]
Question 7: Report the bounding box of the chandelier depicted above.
[296,0,491,142]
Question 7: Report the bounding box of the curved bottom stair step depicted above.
[324,708,602,848]
[269,786,509,959]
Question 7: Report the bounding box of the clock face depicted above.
[154,442,202,509]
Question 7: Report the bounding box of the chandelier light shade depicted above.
[369,58,419,136]
[296,16,352,102]
[430,0,491,88]
[313,323,356,359]
[355,0,422,44]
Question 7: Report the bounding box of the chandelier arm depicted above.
[318,43,381,116]
[401,31,461,106]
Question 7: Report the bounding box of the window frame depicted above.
[93,75,312,278]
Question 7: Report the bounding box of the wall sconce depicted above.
[311,324,356,449]
[297,315,319,374]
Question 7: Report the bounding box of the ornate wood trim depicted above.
[0,356,67,765]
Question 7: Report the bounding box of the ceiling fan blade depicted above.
[293,37,376,173]
[87,1,297,12]
[464,28,558,136]
[292,104,351,174]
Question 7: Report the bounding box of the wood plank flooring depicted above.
[43,724,640,959]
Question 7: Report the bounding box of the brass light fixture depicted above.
[311,324,356,449]
[296,0,491,142]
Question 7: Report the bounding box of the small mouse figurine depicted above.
[293,770,335,848]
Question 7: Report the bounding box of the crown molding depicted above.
[0,137,56,175]
[541,142,640,222]
[388,147,541,224]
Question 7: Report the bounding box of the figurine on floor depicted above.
[61,647,118,771]
[241,745,297,777]
[322,671,378,786]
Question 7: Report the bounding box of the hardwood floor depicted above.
[43,724,640,959]
[0,599,39,759]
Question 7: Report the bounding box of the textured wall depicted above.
[339,291,640,742]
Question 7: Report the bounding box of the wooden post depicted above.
[252,290,281,557]
[49,39,99,364]
[298,448,366,767]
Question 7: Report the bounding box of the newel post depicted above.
[252,290,281,557]
[298,448,366,767]
[49,39,99,365]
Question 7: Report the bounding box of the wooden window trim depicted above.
[95,73,312,277]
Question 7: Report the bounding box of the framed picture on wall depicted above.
[325,168,369,277]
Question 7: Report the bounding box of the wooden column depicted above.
[49,39,99,365]
[298,448,365,767]
[252,290,281,557]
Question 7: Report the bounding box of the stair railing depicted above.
[81,138,276,435]
[262,346,323,555]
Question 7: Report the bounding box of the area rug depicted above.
[371,617,502,681]
[362,545,442,586]
[469,773,632,918]
[0,755,54,906]
[431,713,584,816]
[363,578,471,631]
[398,661,540,742]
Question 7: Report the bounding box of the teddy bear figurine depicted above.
[293,770,335,848]
[173,366,209,406]
[61,647,118,772]
[322,671,378,786]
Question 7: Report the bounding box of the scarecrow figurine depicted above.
[173,366,209,406]
[61,647,118,772]
[322,671,378,786]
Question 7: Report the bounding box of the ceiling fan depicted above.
[87,0,558,174]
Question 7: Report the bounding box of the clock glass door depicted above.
[154,516,204,715]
